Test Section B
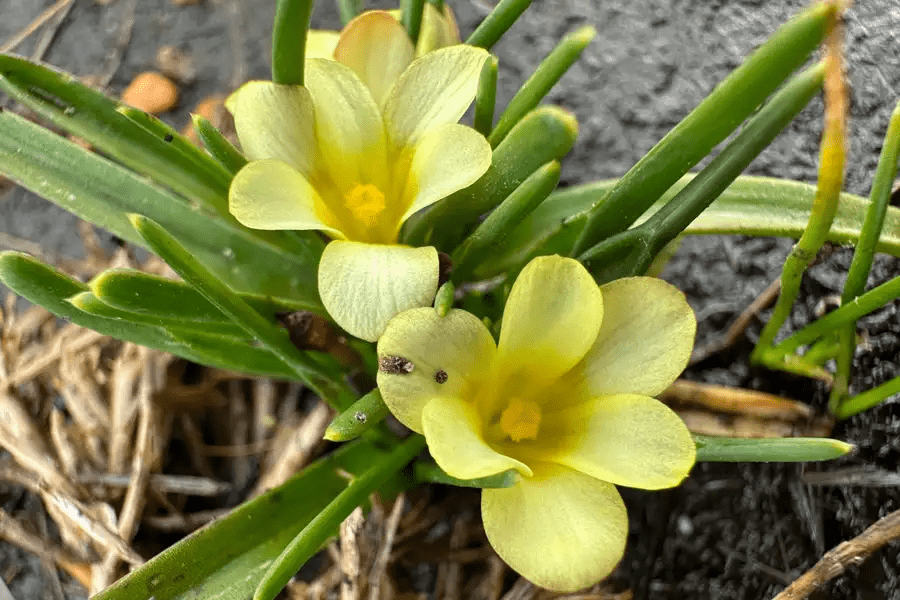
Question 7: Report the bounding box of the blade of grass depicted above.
[836,376,900,420]
[253,434,425,600]
[193,114,248,175]
[414,462,518,488]
[324,389,390,441]
[272,0,313,85]
[571,1,838,257]
[488,26,594,147]
[465,0,533,49]
[695,436,854,462]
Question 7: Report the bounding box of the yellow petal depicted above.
[383,45,489,146]
[306,30,340,59]
[482,463,627,592]
[305,59,388,190]
[422,397,530,479]
[226,81,317,175]
[581,277,696,397]
[377,307,496,433]
[540,394,696,490]
[496,256,603,392]
[229,160,337,234]
[334,11,415,108]
[318,241,439,342]
[415,3,461,56]
[401,123,491,221]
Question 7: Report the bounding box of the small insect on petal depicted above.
[379,355,415,374]
[354,411,368,423]
[434,369,448,384]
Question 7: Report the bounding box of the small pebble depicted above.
[122,71,179,114]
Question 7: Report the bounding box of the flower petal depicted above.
[383,45,489,146]
[305,59,388,189]
[226,81,317,175]
[334,11,415,108]
[306,30,340,59]
[377,307,496,433]
[401,123,491,220]
[496,256,603,390]
[229,160,337,234]
[582,277,696,397]
[540,394,696,490]
[482,463,627,592]
[422,396,530,479]
[415,3,460,56]
[318,241,439,342]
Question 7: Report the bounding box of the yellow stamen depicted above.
[345,183,386,226]
[499,398,542,442]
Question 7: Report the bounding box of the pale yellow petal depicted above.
[496,256,603,392]
[540,394,696,490]
[226,81,317,175]
[415,3,460,56]
[482,464,627,592]
[334,11,415,108]
[306,30,340,59]
[318,241,438,342]
[377,307,496,433]
[383,45,489,146]
[401,123,491,220]
[581,277,696,397]
[305,59,388,189]
[422,397,530,480]
[229,160,337,234]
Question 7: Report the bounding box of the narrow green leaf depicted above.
[488,26,594,147]
[401,0,426,43]
[324,389,390,441]
[452,161,560,281]
[338,0,364,25]
[572,1,837,256]
[0,109,324,310]
[465,0,533,49]
[192,114,248,175]
[0,252,292,379]
[131,215,354,410]
[414,462,519,489]
[433,281,455,317]
[694,435,854,462]
[580,61,825,281]
[402,106,577,251]
[254,435,426,600]
[90,269,310,324]
[837,375,900,420]
[473,56,498,136]
[272,0,314,85]
[92,438,399,600]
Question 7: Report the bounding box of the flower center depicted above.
[499,398,542,442]
[344,183,386,227]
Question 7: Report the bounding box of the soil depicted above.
[2,0,900,599]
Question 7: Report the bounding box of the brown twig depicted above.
[772,508,900,600]
[0,0,73,53]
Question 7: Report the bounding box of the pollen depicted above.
[345,183,386,226]
[499,398,542,442]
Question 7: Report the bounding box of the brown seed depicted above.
[434,370,448,384]
[121,71,179,114]
[379,356,414,375]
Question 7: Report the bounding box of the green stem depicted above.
[473,56,499,137]
[401,0,426,43]
[192,114,248,175]
[836,375,900,420]
[465,0,533,49]
[272,0,314,85]
[572,1,837,257]
[337,0,364,25]
[694,435,853,462]
[253,435,426,600]
[488,26,594,147]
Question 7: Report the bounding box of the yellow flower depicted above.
[376,256,697,592]
[226,11,491,341]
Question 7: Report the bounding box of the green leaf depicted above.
[131,215,355,411]
[272,0,314,85]
[0,109,324,310]
[337,0,364,25]
[572,1,837,256]
[401,0,426,43]
[402,106,577,251]
[0,252,293,379]
[92,438,401,600]
[254,435,425,600]
[476,174,900,279]
[90,269,312,324]
[488,26,595,147]
[473,56,498,137]
[465,0,533,49]
[414,461,519,489]
[694,435,854,462]
[580,61,825,281]
[324,389,390,442]
[433,281,455,318]
[192,114,248,175]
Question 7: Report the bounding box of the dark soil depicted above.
[2,0,900,598]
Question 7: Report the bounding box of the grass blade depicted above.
[695,436,854,462]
